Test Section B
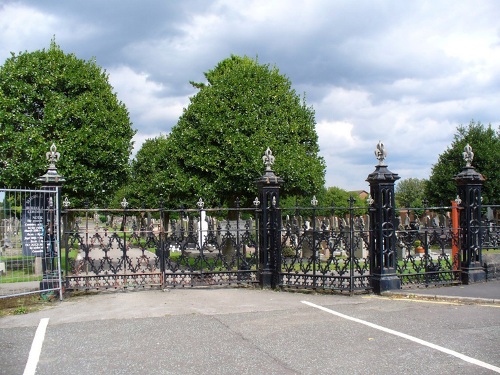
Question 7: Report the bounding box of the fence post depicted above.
[255,148,283,288]
[451,200,460,271]
[366,141,401,293]
[454,144,486,284]
[38,143,66,300]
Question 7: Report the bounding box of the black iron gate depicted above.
[63,204,162,290]
[278,198,371,293]
[63,200,260,290]
[161,202,260,287]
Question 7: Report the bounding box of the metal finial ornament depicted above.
[366,194,374,206]
[121,198,129,209]
[63,196,70,208]
[463,143,474,167]
[46,143,60,167]
[253,197,260,207]
[311,195,318,207]
[262,147,275,171]
[197,198,204,209]
[38,143,65,184]
[374,141,387,165]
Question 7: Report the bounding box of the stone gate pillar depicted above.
[366,141,401,293]
[256,148,283,288]
[454,144,486,284]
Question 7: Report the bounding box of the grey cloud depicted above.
[2,0,500,191]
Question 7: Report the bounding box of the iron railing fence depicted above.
[63,207,162,290]
[481,205,499,280]
[161,205,260,287]
[276,202,467,291]
[62,201,498,291]
[278,203,371,293]
[0,188,62,300]
[395,205,461,288]
[481,205,499,251]
[63,202,260,290]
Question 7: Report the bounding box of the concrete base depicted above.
[483,253,500,280]
[259,270,273,289]
[461,268,486,284]
[371,274,401,294]
[40,277,60,291]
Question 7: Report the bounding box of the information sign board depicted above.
[22,194,46,256]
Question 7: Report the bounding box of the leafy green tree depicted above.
[395,178,427,208]
[281,186,367,217]
[161,55,325,208]
[321,186,367,216]
[426,121,499,205]
[0,40,135,206]
[124,134,189,208]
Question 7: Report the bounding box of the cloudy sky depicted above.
[1,0,499,193]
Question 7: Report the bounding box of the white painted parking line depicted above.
[301,301,500,374]
[23,318,49,375]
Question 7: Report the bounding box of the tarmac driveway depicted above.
[1,288,499,374]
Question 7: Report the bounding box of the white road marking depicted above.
[23,318,49,375]
[301,301,500,374]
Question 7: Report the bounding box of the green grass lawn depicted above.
[0,250,78,283]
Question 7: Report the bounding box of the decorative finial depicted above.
[197,198,204,209]
[311,196,318,207]
[374,141,387,165]
[366,194,374,206]
[38,143,65,184]
[121,198,128,209]
[463,144,474,167]
[63,196,71,208]
[46,143,60,167]
[262,147,275,171]
[253,197,260,207]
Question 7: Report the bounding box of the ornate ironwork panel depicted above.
[279,200,371,293]
[395,205,461,287]
[63,204,259,290]
[481,205,499,250]
[64,207,163,290]
[162,206,259,287]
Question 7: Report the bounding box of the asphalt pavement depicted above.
[1,281,499,375]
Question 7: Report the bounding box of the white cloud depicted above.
[0,3,56,57]
[0,3,98,60]
[1,0,499,195]
[107,66,190,135]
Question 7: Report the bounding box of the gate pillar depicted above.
[454,144,486,284]
[256,148,283,288]
[38,144,65,298]
[366,142,401,293]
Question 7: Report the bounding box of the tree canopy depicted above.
[0,41,135,206]
[135,55,325,208]
[126,134,188,208]
[426,121,499,205]
[395,178,427,208]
